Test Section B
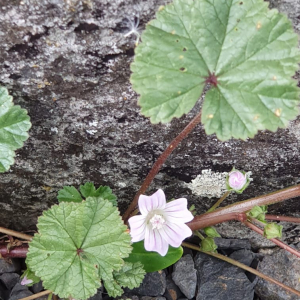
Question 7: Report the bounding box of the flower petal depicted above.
[138,189,166,215]
[144,225,155,251]
[164,198,194,223]
[144,226,169,256]
[159,222,192,248]
[128,215,146,242]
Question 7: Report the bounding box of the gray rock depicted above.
[194,252,255,300]
[31,280,44,294]
[88,286,102,300]
[131,271,166,297]
[141,297,166,300]
[229,249,255,267]
[0,273,20,290]
[0,0,298,253]
[9,283,32,300]
[163,275,183,300]
[255,244,300,300]
[214,237,252,250]
[172,255,197,299]
[0,259,20,275]
[0,281,10,300]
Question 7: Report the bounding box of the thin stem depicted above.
[0,244,28,258]
[182,242,300,297]
[0,227,32,241]
[242,220,300,259]
[207,191,230,212]
[194,230,205,240]
[123,110,202,223]
[19,290,52,300]
[187,184,300,231]
[265,214,300,223]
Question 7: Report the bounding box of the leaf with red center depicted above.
[26,197,132,300]
[131,0,300,140]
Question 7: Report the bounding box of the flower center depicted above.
[149,214,165,230]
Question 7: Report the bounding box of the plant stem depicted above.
[182,242,300,297]
[0,227,32,241]
[123,110,202,223]
[187,184,300,231]
[265,214,300,223]
[194,230,205,240]
[242,220,300,259]
[19,290,52,300]
[0,244,28,258]
[207,191,230,212]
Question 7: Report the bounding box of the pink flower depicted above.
[21,276,33,286]
[228,170,247,190]
[128,189,194,256]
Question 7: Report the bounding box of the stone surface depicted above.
[0,273,20,290]
[172,254,197,299]
[255,244,300,300]
[194,252,255,300]
[229,249,256,267]
[0,259,20,275]
[214,237,252,250]
[9,283,32,300]
[131,271,166,297]
[163,275,183,300]
[0,0,298,250]
[140,297,166,300]
[31,280,43,294]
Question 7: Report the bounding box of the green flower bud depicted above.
[201,237,218,252]
[264,223,283,239]
[204,227,221,238]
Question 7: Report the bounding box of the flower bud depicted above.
[264,223,283,239]
[200,237,218,252]
[226,168,252,193]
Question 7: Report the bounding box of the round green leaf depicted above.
[26,197,131,300]
[125,241,183,273]
[131,0,300,140]
[0,87,31,171]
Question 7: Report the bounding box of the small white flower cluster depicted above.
[186,169,228,198]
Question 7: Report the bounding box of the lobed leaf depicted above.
[80,182,117,206]
[26,197,131,300]
[131,0,300,140]
[57,186,83,203]
[104,261,145,297]
[0,87,31,172]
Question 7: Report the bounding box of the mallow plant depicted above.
[0,0,300,299]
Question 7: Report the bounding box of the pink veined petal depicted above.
[144,225,156,252]
[128,215,147,242]
[150,189,166,210]
[164,198,194,223]
[144,226,169,256]
[154,230,169,256]
[138,189,166,215]
[159,222,192,248]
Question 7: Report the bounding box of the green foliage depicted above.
[57,186,83,203]
[125,241,183,273]
[131,0,300,140]
[200,237,218,252]
[26,197,132,300]
[80,182,117,206]
[204,227,221,238]
[264,222,283,239]
[21,267,40,286]
[248,205,268,222]
[58,182,117,206]
[104,262,145,297]
[0,87,31,172]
